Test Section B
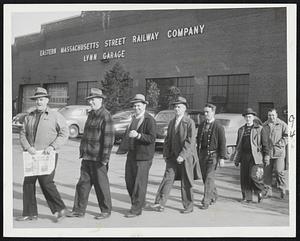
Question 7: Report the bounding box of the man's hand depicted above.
[177,156,184,164]
[129,130,139,138]
[27,147,37,155]
[264,156,270,166]
[44,146,54,155]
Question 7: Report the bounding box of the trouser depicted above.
[125,152,152,214]
[264,157,286,193]
[240,153,266,201]
[198,150,218,205]
[22,155,65,216]
[73,159,112,214]
[154,159,193,210]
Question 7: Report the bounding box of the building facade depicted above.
[12,8,287,121]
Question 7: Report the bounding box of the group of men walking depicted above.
[16,87,288,222]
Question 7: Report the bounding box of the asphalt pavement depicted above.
[11,133,290,232]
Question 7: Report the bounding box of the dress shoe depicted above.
[124,212,141,218]
[94,212,111,220]
[210,198,217,205]
[66,211,85,218]
[150,204,165,212]
[200,204,209,210]
[280,190,286,199]
[180,208,193,214]
[16,215,38,221]
[240,199,253,204]
[54,209,68,222]
[258,192,267,203]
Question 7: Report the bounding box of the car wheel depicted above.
[227,146,236,161]
[69,124,79,138]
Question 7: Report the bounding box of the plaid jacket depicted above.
[79,106,114,164]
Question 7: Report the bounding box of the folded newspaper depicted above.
[23,150,56,177]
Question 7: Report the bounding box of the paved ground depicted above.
[11,133,289,231]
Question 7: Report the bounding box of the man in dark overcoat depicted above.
[121,94,156,218]
[151,96,201,214]
[197,103,226,210]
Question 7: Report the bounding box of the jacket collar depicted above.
[31,106,49,114]
[244,122,260,129]
[264,118,281,126]
[92,106,105,116]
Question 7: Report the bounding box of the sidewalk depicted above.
[12,134,289,228]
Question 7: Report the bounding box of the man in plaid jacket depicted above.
[67,88,114,220]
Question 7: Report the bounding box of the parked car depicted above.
[214,113,262,160]
[58,105,90,138]
[113,108,156,143]
[12,107,60,133]
[155,109,205,145]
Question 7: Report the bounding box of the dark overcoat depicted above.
[163,115,202,186]
[117,112,156,161]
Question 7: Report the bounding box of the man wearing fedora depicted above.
[233,108,270,203]
[196,103,226,210]
[151,96,201,214]
[67,88,114,219]
[17,87,69,222]
[119,94,156,218]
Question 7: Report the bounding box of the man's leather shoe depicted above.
[241,199,253,204]
[124,212,141,218]
[66,211,85,218]
[258,192,267,203]
[280,190,286,199]
[54,209,69,222]
[201,204,209,210]
[150,204,164,212]
[180,208,193,214]
[94,212,111,220]
[16,215,38,221]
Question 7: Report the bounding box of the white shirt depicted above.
[175,114,184,130]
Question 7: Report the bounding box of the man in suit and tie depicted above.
[151,96,201,214]
[121,94,157,218]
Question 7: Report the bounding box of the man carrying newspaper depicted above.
[17,87,69,222]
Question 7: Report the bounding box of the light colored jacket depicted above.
[263,118,288,158]
[20,107,69,151]
[233,123,270,165]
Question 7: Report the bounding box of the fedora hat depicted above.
[85,88,106,100]
[171,96,188,108]
[242,107,257,116]
[130,94,149,104]
[29,87,51,100]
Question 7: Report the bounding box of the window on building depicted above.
[20,84,41,112]
[45,83,68,108]
[208,74,249,113]
[77,81,98,104]
[146,76,194,110]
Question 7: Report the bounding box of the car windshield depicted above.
[59,107,84,117]
[155,112,175,122]
[215,118,231,127]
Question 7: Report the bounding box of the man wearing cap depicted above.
[67,88,114,220]
[196,103,226,210]
[17,87,69,222]
[120,94,156,218]
[151,96,201,214]
[233,108,270,203]
[263,108,288,199]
